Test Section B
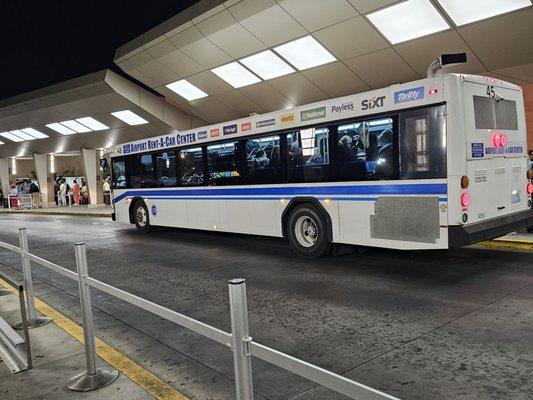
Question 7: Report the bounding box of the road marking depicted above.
[476,240,533,251]
[0,278,189,400]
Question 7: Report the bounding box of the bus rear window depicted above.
[473,95,518,130]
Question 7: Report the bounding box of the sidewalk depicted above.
[0,205,112,218]
[0,290,153,400]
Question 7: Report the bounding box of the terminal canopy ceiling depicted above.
[115,0,533,124]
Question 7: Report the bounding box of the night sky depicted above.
[0,1,199,101]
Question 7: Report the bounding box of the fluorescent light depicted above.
[273,36,336,71]
[211,62,261,88]
[21,128,49,139]
[240,50,295,80]
[166,79,208,101]
[0,132,24,142]
[60,120,92,133]
[46,123,77,135]
[367,0,449,44]
[9,130,36,141]
[75,117,109,131]
[437,0,531,26]
[0,141,4,145]
[111,110,149,125]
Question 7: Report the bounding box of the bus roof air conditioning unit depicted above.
[427,53,467,78]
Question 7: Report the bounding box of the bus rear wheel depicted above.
[133,201,151,233]
[287,204,331,258]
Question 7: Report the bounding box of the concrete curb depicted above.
[477,239,533,251]
[0,210,111,218]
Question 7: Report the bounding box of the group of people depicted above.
[55,178,87,207]
[5,179,40,208]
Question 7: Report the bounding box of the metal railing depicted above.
[0,228,399,399]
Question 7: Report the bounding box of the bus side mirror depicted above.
[427,53,467,78]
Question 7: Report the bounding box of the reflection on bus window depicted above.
[286,128,330,183]
[155,151,177,187]
[246,135,281,184]
[207,141,242,185]
[337,118,394,180]
[112,157,126,188]
[131,154,157,188]
[179,147,203,186]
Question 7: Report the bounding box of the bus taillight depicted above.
[527,183,533,195]
[460,175,469,189]
[461,192,470,207]
[492,132,507,147]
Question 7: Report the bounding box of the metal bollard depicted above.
[67,243,118,392]
[13,228,51,330]
[228,278,254,400]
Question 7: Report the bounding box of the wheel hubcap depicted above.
[136,208,146,227]
[294,216,318,248]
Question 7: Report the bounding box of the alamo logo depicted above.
[361,96,385,111]
[331,102,354,114]
[301,106,326,122]
[280,112,296,125]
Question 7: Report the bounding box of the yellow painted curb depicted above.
[0,278,188,400]
[475,240,533,251]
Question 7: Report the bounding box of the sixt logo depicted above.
[394,87,424,103]
[361,96,385,111]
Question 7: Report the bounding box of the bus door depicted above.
[462,80,528,224]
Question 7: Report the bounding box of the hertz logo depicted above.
[280,113,295,125]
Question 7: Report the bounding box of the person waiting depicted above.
[72,179,80,206]
[59,180,67,207]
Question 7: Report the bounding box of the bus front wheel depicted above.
[133,201,151,233]
[287,205,332,258]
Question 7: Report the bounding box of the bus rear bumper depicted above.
[449,209,533,247]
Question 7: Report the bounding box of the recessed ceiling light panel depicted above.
[0,132,24,142]
[166,79,208,101]
[240,50,295,80]
[21,128,49,139]
[111,110,149,125]
[9,130,36,141]
[75,117,109,131]
[273,36,336,71]
[211,62,261,88]
[60,120,92,133]
[46,123,77,135]
[367,0,450,44]
[437,0,531,26]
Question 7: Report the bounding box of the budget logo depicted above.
[197,130,208,140]
[223,124,238,135]
[361,96,385,110]
[280,112,296,125]
[241,122,252,132]
[301,106,326,122]
[256,118,275,128]
[210,128,220,138]
[331,102,354,114]
[394,87,424,103]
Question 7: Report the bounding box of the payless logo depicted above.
[394,87,424,103]
[301,106,326,122]
[223,124,238,135]
[331,102,354,114]
[280,112,296,125]
[241,122,251,132]
[361,96,385,110]
[210,128,220,138]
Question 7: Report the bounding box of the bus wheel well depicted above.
[281,198,333,241]
[129,197,145,224]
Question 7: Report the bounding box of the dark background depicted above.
[0,1,198,100]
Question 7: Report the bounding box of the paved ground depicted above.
[0,205,112,217]
[0,214,531,400]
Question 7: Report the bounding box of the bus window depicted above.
[155,151,177,187]
[207,141,243,185]
[179,147,204,186]
[286,128,329,183]
[474,96,518,130]
[131,154,157,188]
[246,135,281,184]
[111,156,127,189]
[336,118,394,181]
[399,105,446,179]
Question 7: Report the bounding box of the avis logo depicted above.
[361,96,385,110]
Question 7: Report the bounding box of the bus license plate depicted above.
[511,191,520,204]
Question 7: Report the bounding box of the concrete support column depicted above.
[0,158,9,197]
[33,153,49,207]
[81,148,98,206]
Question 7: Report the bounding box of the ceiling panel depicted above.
[491,62,533,84]
[207,23,266,58]
[268,72,329,105]
[180,37,233,68]
[186,70,235,95]
[228,0,276,21]
[168,26,205,49]
[189,96,240,122]
[395,30,486,77]
[214,90,266,115]
[344,48,419,89]
[347,0,400,13]
[237,4,307,47]
[303,61,370,97]
[136,60,179,86]
[195,9,236,37]
[156,49,204,78]
[313,16,389,60]
[458,7,533,71]
[278,0,358,32]
[238,81,294,111]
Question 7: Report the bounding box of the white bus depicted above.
[110,62,533,257]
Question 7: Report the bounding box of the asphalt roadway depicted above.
[0,214,531,400]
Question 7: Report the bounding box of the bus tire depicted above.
[133,200,151,233]
[287,204,332,258]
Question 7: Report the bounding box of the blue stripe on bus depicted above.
[113,183,447,204]
[141,196,448,202]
